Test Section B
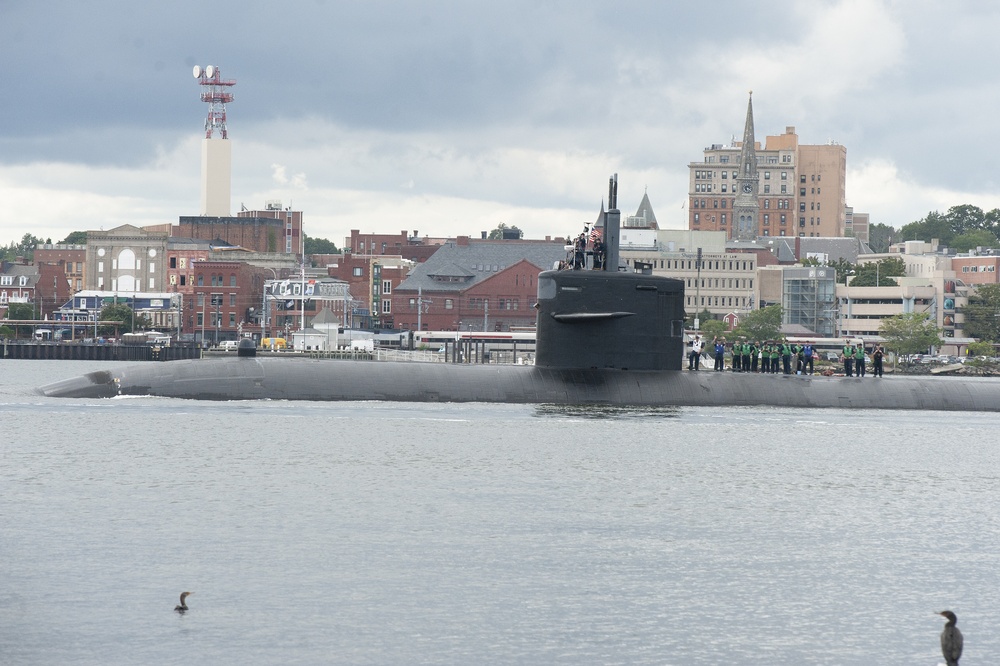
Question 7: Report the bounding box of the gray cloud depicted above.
[3,0,1000,245]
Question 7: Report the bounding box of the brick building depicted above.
[688,94,850,239]
[393,237,566,331]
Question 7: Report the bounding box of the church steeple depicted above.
[733,91,760,241]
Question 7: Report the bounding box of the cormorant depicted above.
[174,591,193,612]
[938,610,963,666]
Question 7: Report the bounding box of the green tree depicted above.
[59,231,88,245]
[899,211,952,246]
[850,257,905,287]
[98,303,140,335]
[698,318,728,337]
[304,235,339,256]
[866,222,897,253]
[6,302,38,338]
[0,233,45,263]
[966,341,996,358]
[488,223,523,240]
[0,325,13,339]
[945,204,986,236]
[961,283,1000,342]
[732,304,783,341]
[949,229,999,253]
[827,258,856,284]
[879,312,944,358]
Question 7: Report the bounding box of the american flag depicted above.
[589,226,602,243]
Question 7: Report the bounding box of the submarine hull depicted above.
[38,356,1000,412]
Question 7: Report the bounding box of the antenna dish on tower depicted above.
[192,65,202,78]
[206,65,215,78]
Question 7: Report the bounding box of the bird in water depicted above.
[938,610,963,666]
[174,591,193,612]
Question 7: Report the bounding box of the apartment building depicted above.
[688,94,848,239]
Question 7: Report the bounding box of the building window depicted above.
[445,299,454,309]
[763,185,770,194]
[382,280,392,294]
[197,312,203,326]
[170,257,177,269]
[781,170,788,178]
[353,267,363,277]
[197,293,205,307]
[721,214,726,225]
[382,300,391,313]
[764,171,770,179]
[198,274,204,286]
[763,214,769,225]
[800,175,806,183]
[229,313,236,327]
[230,274,237,287]
[694,213,700,223]
[230,294,236,307]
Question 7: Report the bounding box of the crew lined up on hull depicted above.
[689,336,887,377]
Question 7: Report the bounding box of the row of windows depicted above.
[693,195,793,207]
[0,275,28,286]
[692,213,788,225]
[800,174,822,183]
[408,297,521,311]
[686,295,751,308]
[961,265,997,272]
[694,170,790,181]
[195,293,238,307]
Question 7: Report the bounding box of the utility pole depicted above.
[694,247,702,331]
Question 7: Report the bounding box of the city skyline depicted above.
[3,1,1000,248]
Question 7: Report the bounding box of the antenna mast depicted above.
[192,65,236,139]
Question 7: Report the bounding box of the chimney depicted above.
[457,236,470,246]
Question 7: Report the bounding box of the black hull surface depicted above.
[38,356,1000,412]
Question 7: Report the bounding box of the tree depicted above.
[879,312,943,358]
[732,304,783,341]
[867,223,897,253]
[304,235,339,256]
[488,223,523,240]
[0,325,13,339]
[98,303,144,335]
[0,233,44,263]
[899,211,953,246]
[6,302,37,338]
[59,231,88,245]
[698,318,728,337]
[850,257,905,287]
[949,229,999,253]
[827,258,856,284]
[945,204,986,236]
[961,283,1000,342]
[967,341,996,358]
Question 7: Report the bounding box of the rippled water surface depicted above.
[1,360,997,665]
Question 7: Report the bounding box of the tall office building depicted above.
[688,95,847,239]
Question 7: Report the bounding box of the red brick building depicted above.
[392,237,567,331]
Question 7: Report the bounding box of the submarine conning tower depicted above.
[534,174,686,372]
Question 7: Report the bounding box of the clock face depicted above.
[743,183,753,193]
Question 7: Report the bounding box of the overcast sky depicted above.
[3,0,999,248]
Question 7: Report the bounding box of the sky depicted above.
[3,0,1000,249]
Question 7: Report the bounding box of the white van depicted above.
[219,340,240,351]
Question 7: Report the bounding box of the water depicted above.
[1,360,996,665]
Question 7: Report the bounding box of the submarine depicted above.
[39,177,1000,412]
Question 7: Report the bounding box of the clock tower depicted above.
[733,92,759,241]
